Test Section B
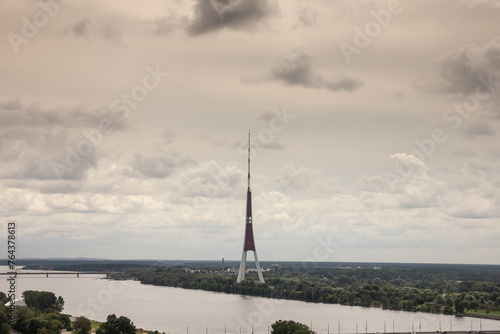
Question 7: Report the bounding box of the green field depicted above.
[91,320,102,332]
[465,310,500,318]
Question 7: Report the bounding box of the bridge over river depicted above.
[0,271,118,278]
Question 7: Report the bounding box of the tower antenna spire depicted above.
[248,130,251,190]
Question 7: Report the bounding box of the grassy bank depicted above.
[464,310,500,320]
[87,319,162,334]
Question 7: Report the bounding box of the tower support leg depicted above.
[253,250,265,284]
[237,250,247,283]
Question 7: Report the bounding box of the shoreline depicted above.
[117,277,500,322]
[460,313,500,321]
[68,316,163,334]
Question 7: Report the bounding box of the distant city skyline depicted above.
[1,1,499,264]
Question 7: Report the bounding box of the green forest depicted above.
[115,265,500,317]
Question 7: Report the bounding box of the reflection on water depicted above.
[0,267,498,334]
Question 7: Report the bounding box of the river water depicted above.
[1,267,499,334]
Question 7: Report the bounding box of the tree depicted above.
[13,306,37,333]
[99,314,136,334]
[435,295,445,305]
[0,306,11,334]
[57,296,65,312]
[26,317,49,334]
[0,292,7,304]
[454,298,465,314]
[0,323,10,334]
[469,300,479,310]
[271,320,315,334]
[335,275,352,287]
[22,291,64,313]
[443,305,454,315]
[73,316,92,334]
[9,305,67,334]
[41,312,71,329]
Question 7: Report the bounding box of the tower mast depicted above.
[237,131,265,284]
[248,131,251,190]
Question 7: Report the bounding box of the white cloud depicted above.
[178,160,244,199]
[275,164,343,195]
[276,164,321,191]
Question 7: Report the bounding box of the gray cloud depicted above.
[458,0,500,9]
[161,129,177,145]
[450,145,476,156]
[270,47,364,92]
[187,0,278,36]
[295,3,316,28]
[231,134,284,153]
[178,161,243,198]
[0,99,22,110]
[448,207,490,219]
[2,179,82,195]
[275,164,343,195]
[461,119,497,137]
[332,0,375,18]
[276,164,320,191]
[356,175,387,193]
[398,191,437,209]
[413,37,500,95]
[72,19,91,36]
[0,100,125,181]
[153,14,182,36]
[258,108,280,121]
[390,90,404,99]
[130,151,195,178]
[258,141,283,150]
[66,17,124,44]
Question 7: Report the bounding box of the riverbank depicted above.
[113,266,500,320]
[463,310,500,321]
[69,316,164,334]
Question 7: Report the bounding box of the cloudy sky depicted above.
[1,0,500,264]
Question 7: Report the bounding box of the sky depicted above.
[1,0,500,265]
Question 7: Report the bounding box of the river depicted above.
[1,267,498,334]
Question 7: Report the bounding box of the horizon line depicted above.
[3,258,500,266]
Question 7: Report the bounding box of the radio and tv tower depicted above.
[237,131,265,284]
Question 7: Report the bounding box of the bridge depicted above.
[0,271,119,278]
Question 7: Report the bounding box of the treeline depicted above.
[117,266,500,315]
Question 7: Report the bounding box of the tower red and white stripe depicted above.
[237,131,265,284]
